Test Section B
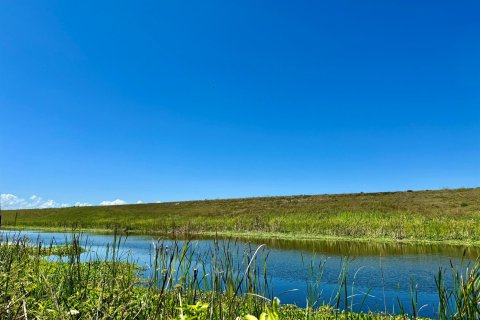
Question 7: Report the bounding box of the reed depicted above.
[0,232,479,319]
[435,260,480,319]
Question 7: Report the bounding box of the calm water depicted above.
[1,229,478,318]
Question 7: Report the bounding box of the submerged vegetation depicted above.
[2,188,480,244]
[0,233,479,319]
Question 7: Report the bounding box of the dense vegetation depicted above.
[3,188,480,244]
[1,233,479,319]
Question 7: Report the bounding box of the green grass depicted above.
[1,233,478,319]
[0,234,436,320]
[2,188,480,244]
[22,243,86,256]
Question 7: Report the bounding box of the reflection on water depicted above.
[1,229,479,319]
[138,232,480,259]
[251,237,480,259]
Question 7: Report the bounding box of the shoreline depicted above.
[3,225,480,247]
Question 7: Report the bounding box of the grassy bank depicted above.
[2,188,480,244]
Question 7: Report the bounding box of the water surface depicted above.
[1,229,478,318]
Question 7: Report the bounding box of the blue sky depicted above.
[1,1,479,209]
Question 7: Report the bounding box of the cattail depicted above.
[193,267,198,281]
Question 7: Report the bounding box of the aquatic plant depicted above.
[0,231,478,319]
[436,260,480,319]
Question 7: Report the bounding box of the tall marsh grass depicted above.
[436,260,480,319]
[0,232,479,319]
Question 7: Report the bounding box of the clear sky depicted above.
[1,1,479,209]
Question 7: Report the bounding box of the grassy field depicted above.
[2,188,480,244]
[2,233,478,319]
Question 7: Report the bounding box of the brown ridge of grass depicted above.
[2,187,480,243]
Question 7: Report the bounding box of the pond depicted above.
[1,229,478,318]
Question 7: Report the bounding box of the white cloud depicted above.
[1,193,132,209]
[39,199,58,209]
[99,199,127,206]
[1,193,70,210]
[28,195,44,208]
[136,200,144,204]
[1,194,24,208]
[74,202,92,207]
